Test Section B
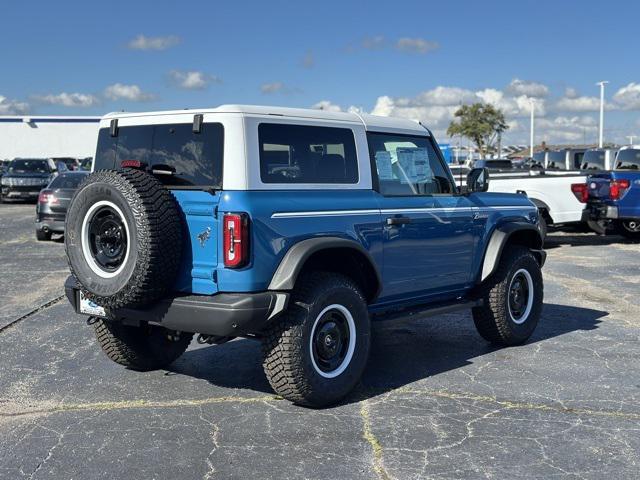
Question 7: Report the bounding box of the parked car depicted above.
[546,148,586,171]
[578,148,640,240]
[63,105,545,407]
[52,157,80,171]
[0,158,57,202]
[35,171,89,240]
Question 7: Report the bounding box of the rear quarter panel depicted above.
[216,190,383,292]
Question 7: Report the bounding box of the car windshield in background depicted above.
[582,151,605,170]
[615,149,640,170]
[94,123,224,188]
[49,173,88,189]
[8,159,51,174]
[485,160,513,169]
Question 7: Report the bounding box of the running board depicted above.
[371,299,482,324]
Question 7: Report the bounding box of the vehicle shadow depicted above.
[169,302,607,402]
[544,231,627,249]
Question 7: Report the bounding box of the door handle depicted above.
[386,216,411,226]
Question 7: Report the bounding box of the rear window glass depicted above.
[546,151,566,170]
[94,123,224,187]
[615,149,640,170]
[582,151,605,170]
[259,123,358,184]
[49,173,88,189]
[9,159,51,174]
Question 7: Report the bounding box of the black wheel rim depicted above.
[509,272,530,322]
[88,206,127,272]
[623,220,640,232]
[312,309,350,374]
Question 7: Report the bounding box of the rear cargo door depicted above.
[171,191,221,295]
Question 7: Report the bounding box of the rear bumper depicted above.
[36,219,65,233]
[583,203,619,221]
[64,277,289,337]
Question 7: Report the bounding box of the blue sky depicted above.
[1,0,640,145]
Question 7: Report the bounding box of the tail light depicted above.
[223,213,249,268]
[610,179,630,200]
[38,190,58,204]
[571,183,588,203]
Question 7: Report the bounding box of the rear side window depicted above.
[367,133,454,196]
[259,123,358,184]
[94,123,224,188]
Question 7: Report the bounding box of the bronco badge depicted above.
[197,227,211,247]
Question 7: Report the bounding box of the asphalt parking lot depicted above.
[0,202,639,480]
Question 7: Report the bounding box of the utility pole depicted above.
[597,81,609,148]
[627,135,635,145]
[529,98,535,158]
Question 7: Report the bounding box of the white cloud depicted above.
[395,37,439,54]
[535,115,598,143]
[31,92,99,107]
[127,34,180,51]
[169,70,220,90]
[104,83,155,102]
[507,78,549,98]
[564,87,579,99]
[260,82,300,94]
[555,95,601,112]
[0,95,29,114]
[612,82,640,110]
[416,86,477,106]
[361,35,386,50]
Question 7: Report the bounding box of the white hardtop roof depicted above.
[102,104,429,135]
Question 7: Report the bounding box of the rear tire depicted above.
[36,229,52,241]
[93,319,192,371]
[538,215,548,242]
[472,245,543,346]
[262,272,371,407]
[614,220,640,241]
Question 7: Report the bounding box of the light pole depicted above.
[627,135,635,145]
[597,81,609,148]
[529,98,535,159]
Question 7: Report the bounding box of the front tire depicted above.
[262,272,371,407]
[472,246,543,346]
[93,319,192,371]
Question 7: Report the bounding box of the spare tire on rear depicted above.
[65,169,183,309]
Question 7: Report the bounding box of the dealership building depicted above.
[0,116,100,161]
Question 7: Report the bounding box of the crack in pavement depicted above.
[360,400,392,480]
[0,295,65,334]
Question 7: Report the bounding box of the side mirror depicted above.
[466,167,489,193]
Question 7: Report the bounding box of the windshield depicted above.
[95,123,224,188]
[49,173,88,189]
[615,149,640,170]
[8,159,51,174]
[582,150,605,170]
[546,151,566,169]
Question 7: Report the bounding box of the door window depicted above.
[367,133,454,195]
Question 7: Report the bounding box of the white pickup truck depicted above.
[449,165,588,236]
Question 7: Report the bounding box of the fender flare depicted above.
[268,237,382,299]
[478,222,544,283]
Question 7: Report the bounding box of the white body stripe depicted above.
[271,206,535,219]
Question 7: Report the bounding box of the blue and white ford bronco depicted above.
[64,105,546,407]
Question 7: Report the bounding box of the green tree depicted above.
[447,103,509,158]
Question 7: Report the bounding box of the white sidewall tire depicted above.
[309,304,356,379]
[508,268,534,325]
[80,200,131,279]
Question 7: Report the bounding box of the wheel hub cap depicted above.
[312,311,350,373]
